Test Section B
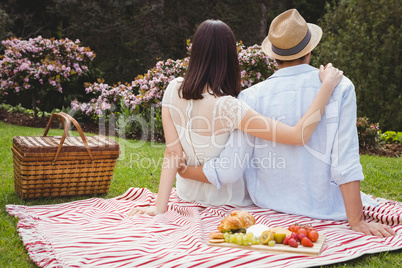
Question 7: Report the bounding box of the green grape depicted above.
[246,232,254,239]
[223,232,229,239]
[251,237,257,245]
[236,235,243,244]
[224,236,230,243]
[243,235,248,242]
[268,240,276,247]
[230,235,237,243]
[243,240,250,246]
[257,239,261,244]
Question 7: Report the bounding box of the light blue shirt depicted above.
[203,64,365,221]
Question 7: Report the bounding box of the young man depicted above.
[180,9,394,237]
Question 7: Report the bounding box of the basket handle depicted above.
[43,112,94,164]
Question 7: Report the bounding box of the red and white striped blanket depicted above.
[6,188,402,268]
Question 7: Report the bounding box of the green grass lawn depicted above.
[0,121,400,267]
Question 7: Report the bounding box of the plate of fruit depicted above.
[207,210,326,256]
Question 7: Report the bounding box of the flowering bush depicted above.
[238,42,277,88]
[0,36,95,117]
[71,42,277,119]
[356,117,381,150]
[71,57,189,117]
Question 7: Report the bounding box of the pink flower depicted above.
[81,103,87,112]
[19,62,30,71]
[71,101,80,110]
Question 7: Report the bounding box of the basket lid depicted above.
[13,135,120,154]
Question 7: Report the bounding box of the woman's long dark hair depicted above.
[179,20,241,100]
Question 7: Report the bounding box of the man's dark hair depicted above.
[275,54,307,65]
[179,20,241,100]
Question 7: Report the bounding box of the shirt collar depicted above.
[270,64,316,78]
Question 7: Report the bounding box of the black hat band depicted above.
[271,29,311,56]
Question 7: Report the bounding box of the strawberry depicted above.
[301,237,314,247]
[288,238,298,248]
[290,232,298,241]
[283,236,290,245]
[290,232,300,242]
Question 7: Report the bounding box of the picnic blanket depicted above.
[6,187,402,268]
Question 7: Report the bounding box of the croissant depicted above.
[218,210,256,232]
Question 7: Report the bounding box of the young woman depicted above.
[129,20,343,216]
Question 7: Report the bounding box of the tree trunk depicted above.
[260,2,268,40]
[32,90,38,119]
[144,0,165,56]
[143,0,165,59]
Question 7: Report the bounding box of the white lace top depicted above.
[162,77,253,206]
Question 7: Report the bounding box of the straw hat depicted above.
[262,9,322,61]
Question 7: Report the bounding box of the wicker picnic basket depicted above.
[12,112,120,199]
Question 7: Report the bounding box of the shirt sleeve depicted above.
[330,80,364,185]
[216,96,250,131]
[203,129,255,189]
[203,92,255,189]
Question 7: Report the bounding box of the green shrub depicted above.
[0,103,57,117]
[380,131,402,144]
[114,100,163,142]
[313,0,401,131]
